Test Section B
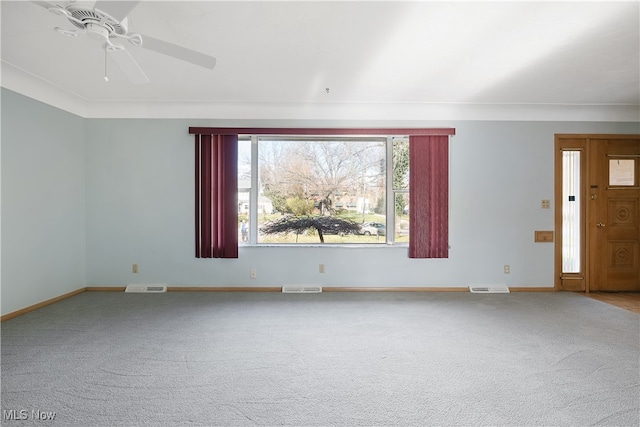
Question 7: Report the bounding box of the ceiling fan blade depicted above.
[138,34,217,70]
[107,48,149,84]
[30,1,61,10]
[30,1,52,8]
[94,1,140,22]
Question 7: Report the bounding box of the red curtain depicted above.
[194,134,238,258]
[409,135,449,258]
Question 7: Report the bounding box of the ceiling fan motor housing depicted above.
[66,5,128,39]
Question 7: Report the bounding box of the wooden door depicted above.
[588,138,640,292]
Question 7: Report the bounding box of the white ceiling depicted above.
[1,1,639,120]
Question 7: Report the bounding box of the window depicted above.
[561,150,581,273]
[192,126,454,256]
[238,138,252,243]
[392,137,410,243]
[240,136,399,244]
[609,158,635,186]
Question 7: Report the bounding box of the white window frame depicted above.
[240,134,408,246]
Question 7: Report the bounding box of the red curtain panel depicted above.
[409,135,449,258]
[194,133,238,258]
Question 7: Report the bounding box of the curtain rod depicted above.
[189,127,455,136]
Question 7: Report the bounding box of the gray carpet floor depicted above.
[1,291,639,426]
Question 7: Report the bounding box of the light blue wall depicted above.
[1,89,86,315]
[2,89,638,316]
[84,118,639,289]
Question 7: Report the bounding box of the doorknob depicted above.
[596,223,606,228]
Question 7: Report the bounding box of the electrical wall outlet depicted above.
[319,264,325,273]
[132,264,138,274]
[504,265,510,274]
[541,199,551,209]
[250,269,257,279]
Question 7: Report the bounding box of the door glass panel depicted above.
[609,159,635,186]
[562,151,581,273]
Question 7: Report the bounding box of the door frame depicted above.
[554,134,640,292]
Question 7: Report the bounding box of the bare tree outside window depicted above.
[257,138,386,243]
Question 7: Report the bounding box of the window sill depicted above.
[240,243,408,249]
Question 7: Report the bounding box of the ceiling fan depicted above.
[31,0,217,84]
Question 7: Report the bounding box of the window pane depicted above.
[257,138,386,244]
[238,138,251,244]
[562,151,581,273]
[609,159,635,186]
[393,137,409,190]
[394,192,410,242]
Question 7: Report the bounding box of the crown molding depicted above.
[1,62,87,117]
[3,63,639,122]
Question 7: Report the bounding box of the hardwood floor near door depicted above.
[585,292,640,314]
